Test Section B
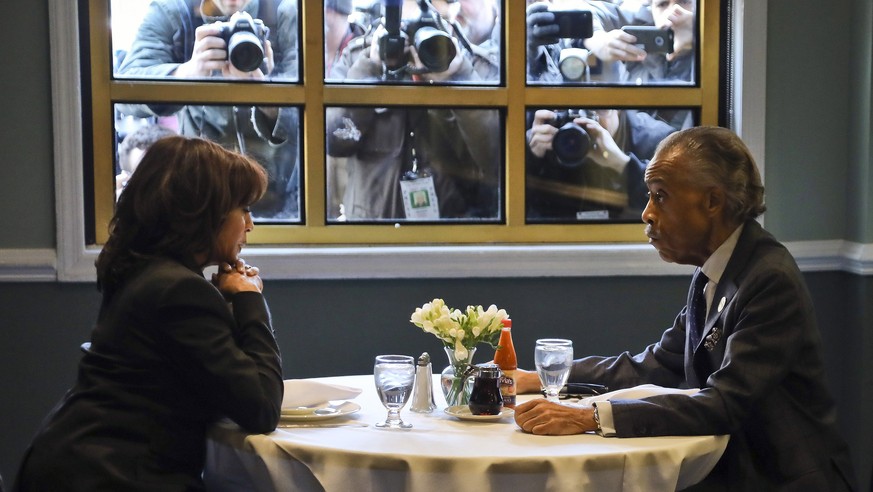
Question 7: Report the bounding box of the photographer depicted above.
[579,0,696,129]
[586,0,695,78]
[325,0,501,220]
[116,0,300,220]
[115,123,177,201]
[526,1,597,83]
[526,108,675,221]
[587,1,695,78]
[329,0,482,84]
[456,0,501,81]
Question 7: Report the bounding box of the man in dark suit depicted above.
[514,126,857,490]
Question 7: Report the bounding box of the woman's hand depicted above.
[212,258,263,298]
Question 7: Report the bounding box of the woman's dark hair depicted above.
[96,136,267,296]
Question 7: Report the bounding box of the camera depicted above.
[550,9,593,39]
[216,11,270,72]
[551,109,597,167]
[621,26,674,55]
[379,0,457,77]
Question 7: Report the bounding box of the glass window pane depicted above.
[112,0,299,83]
[326,0,501,86]
[325,106,503,222]
[525,107,693,223]
[114,103,301,222]
[526,0,697,86]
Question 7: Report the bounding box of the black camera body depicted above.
[621,26,674,54]
[551,110,596,167]
[379,0,457,77]
[216,11,270,72]
[550,9,593,39]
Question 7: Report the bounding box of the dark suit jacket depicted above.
[15,258,283,491]
[569,220,856,490]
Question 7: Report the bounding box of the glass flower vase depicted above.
[440,346,476,407]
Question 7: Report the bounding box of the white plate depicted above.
[280,401,361,421]
[444,405,515,421]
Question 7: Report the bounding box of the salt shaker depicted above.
[410,352,437,413]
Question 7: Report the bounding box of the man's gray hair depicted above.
[655,126,766,222]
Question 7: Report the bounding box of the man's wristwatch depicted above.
[592,404,603,435]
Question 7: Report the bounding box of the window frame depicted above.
[51,0,766,281]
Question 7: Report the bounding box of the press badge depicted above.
[400,171,440,220]
[576,210,610,220]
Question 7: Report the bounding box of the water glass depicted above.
[374,354,415,429]
[534,339,574,402]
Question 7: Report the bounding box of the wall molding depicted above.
[0,249,57,282]
[2,241,871,282]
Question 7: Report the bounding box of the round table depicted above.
[205,375,728,492]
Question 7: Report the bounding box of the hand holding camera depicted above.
[528,110,560,159]
[584,29,648,63]
[372,0,462,81]
[174,11,273,79]
[657,4,695,59]
[526,3,560,48]
[527,3,594,47]
[573,113,628,172]
[528,109,627,170]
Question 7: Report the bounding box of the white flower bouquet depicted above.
[410,298,509,406]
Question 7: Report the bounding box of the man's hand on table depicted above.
[512,368,599,435]
[514,399,598,435]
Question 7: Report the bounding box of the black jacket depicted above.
[15,258,282,491]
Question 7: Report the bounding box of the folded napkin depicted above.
[282,379,362,409]
[576,384,699,405]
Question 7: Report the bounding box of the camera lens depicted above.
[227,31,265,72]
[552,122,591,167]
[558,48,589,81]
[413,27,456,73]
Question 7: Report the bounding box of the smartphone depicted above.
[541,383,609,399]
[621,26,675,54]
[550,9,593,40]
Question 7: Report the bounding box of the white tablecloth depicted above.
[204,375,728,492]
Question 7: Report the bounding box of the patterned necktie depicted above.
[688,271,709,350]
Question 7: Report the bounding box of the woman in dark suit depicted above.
[15,136,283,491]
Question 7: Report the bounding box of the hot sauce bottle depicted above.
[494,318,517,408]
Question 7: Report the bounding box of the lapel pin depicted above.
[717,297,726,313]
[704,326,722,351]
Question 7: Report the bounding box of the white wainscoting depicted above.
[2,242,871,282]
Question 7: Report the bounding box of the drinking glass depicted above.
[534,339,574,403]
[373,354,415,429]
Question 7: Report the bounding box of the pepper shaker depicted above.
[410,352,437,413]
